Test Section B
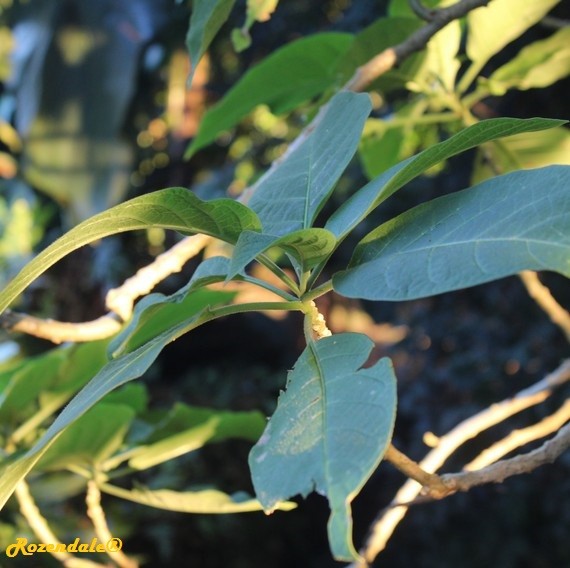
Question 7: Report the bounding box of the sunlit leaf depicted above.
[483,27,570,95]
[466,0,560,67]
[248,91,371,236]
[0,189,259,315]
[334,166,570,300]
[100,483,296,513]
[250,333,397,561]
[185,33,353,157]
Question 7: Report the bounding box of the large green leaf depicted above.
[333,166,570,301]
[483,27,570,96]
[185,33,353,157]
[248,91,371,236]
[186,0,237,84]
[0,189,260,315]
[249,333,397,561]
[100,483,296,513]
[37,403,136,471]
[0,291,233,510]
[227,228,337,279]
[466,0,560,67]
[325,117,566,240]
[123,404,266,471]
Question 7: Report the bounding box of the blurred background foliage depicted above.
[0,0,569,566]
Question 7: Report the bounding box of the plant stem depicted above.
[302,280,333,302]
[86,479,138,568]
[257,255,301,295]
[14,481,105,567]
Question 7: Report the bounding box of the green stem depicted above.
[382,111,459,129]
[457,59,486,95]
[242,275,298,301]
[171,300,304,343]
[302,280,333,302]
[257,255,301,296]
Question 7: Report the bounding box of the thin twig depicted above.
[86,480,139,568]
[105,233,212,321]
[15,480,108,568]
[384,444,452,498]
[519,271,570,343]
[442,421,570,491]
[351,359,570,567]
[345,0,491,91]
[1,310,122,344]
[465,398,570,470]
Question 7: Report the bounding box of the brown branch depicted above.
[345,0,491,92]
[465,398,570,470]
[351,359,570,567]
[519,271,570,343]
[1,310,122,344]
[384,444,452,498]
[442,420,570,492]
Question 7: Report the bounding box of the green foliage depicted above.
[250,333,396,561]
[0,1,569,564]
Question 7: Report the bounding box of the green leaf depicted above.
[37,403,136,470]
[0,349,67,423]
[472,126,570,184]
[483,27,570,95]
[466,0,560,67]
[228,229,337,279]
[0,189,259,315]
[124,404,266,471]
[100,483,296,513]
[325,117,566,240]
[0,291,232,509]
[250,333,397,561]
[248,91,371,236]
[110,288,235,356]
[333,166,570,301]
[186,0,237,84]
[185,33,353,158]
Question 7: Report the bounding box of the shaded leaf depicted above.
[483,27,570,95]
[0,189,259,315]
[186,0,237,84]
[109,288,235,357]
[0,291,233,509]
[185,33,353,158]
[333,166,570,301]
[466,0,560,67]
[125,404,266,471]
[37,403,136,471]
[250,333,397,561]
[100,483,296,513]
[227,229,337,279]
[248,91,371,236]
[325,117,566,240]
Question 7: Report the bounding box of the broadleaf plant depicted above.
[0,1,569,564]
